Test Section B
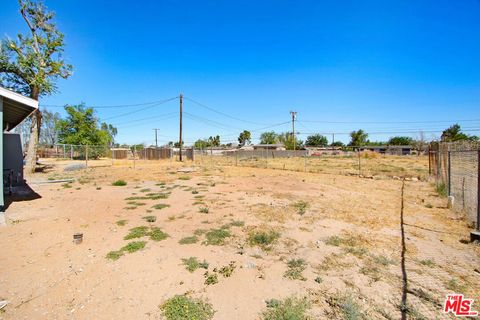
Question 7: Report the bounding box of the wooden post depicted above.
[133,145,136,169]
[447,151,451,196]
[70,145,73,160]
[358,150,361,176]
[85,145,88,167]
[304,153,307,172]
[477,150,480,231]
[179,94,183,161]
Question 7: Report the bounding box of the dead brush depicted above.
[251,203,291,223]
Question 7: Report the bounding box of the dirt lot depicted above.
[1,156,479,319]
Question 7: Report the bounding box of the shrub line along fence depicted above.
[428,141,480,241]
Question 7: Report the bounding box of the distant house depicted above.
[253,144,285,151]
[1,87,39,211]
[359,145,414,155]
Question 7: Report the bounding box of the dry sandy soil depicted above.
[0,156,479,319]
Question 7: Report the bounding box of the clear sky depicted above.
[1,0,479,145]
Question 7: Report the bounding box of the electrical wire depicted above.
[184,96,271,126]
[40,97,179,109]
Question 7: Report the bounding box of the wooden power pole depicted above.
[179,94,183,161]
[290,111,297,152]
[153,128,159,148]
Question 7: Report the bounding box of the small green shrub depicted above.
[152,203,170,210]
[143,215,157,223]
[121,241,146,253]
[284,259,307,281]
[149,227,169,241]
[248,229,280,250]
[106,250,124,260]
[326,294,364,320]
[221,220,245,229]
[261,297,310,320]
[160,295,214,320]
[292,201,309,215]
[116,219,128,226]
[179,176,191,180]
[112,180,127,186]
[182,257,209,272]
[324,235,342,246]
[436,183,447,197]
[204,272,218,285]
[179,236,198,245]
[199,207,209,214]
[217,261,236,278]
[124,226,149,240]
[204,229,231,246]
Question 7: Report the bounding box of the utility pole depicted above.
[153,128,160,148]
[332,133,335,151]
[153,128,160,160]
[290,111,297,152]
[179,94,183,161]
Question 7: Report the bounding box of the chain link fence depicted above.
[37,144,195,167]
[192,147,429,179]
[429,141,479,230]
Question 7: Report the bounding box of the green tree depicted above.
[305,134,328,147]
[194,139,209,149]
[331,141,344,147]
[441,124,478,142]
[388,136,414,145]
[39,109,60,147]
[101,122,118,147]
[56,104,112,158]
[208,135,220,147]
[277,132,303,150]
[0,0,73,172]
[260,131,278,144]
[349,129,368,147]
[238,130,251,146]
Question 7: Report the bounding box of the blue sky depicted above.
[1,0,480,145]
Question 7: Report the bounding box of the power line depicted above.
[102,97,178,121]
[40,97,179,109]
[184,96,270,125]
[297,128,480,136]
[113,111,178,126]
[297,119,480,124]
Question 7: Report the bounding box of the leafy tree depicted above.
[305,134,328,147]
[277,132,303,150]
[349,129,368,146]
[194,139,209,149]
[238,130,251,147]
[174,141,184,148]
[39,109,60,147]
[101,122,118,147]
[441,124,478,142]
[208,135,220,147]
[0,0,73,172]
[331,141,344,147]
[260,131,279,144]
[387,136,413,145]
[56,104,112,159]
